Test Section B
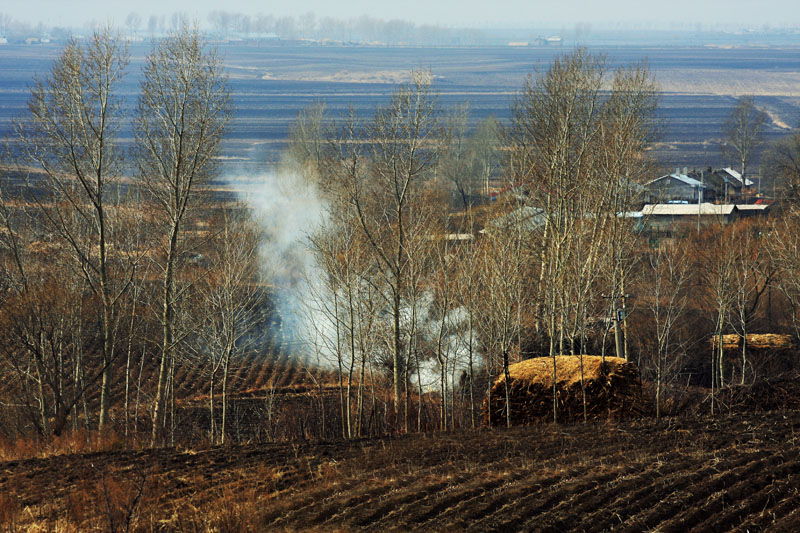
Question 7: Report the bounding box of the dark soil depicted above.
[3,410,800,531]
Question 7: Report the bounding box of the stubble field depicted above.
[2,410,800,531]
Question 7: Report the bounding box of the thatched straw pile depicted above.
[709,333,797,378]
[482,356,649,426]
[710,333,793,351]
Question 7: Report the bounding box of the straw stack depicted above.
[483,355,649,426]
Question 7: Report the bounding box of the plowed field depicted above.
[2,411,800,531]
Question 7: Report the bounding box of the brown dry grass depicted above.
[0,429,132,462]
[497,356,630,387]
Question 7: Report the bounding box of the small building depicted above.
[681,167,756,202]
[702,167,755,202]
[644,172,712,203]
[735,203,771,218]
[481,205,546,235]
[640,203,739,237]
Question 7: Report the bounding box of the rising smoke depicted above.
[232,170,327,360]
[231,168,483,394]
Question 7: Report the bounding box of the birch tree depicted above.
[722,96,767,180]
[350,70,444,423]
[11,28,131,430]
[640,244,690,418]
[196,208,262,444]
[133,25,231,445]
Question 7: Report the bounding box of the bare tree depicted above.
[133,25,231,445]
[597,62,658,361]
[195,208,262,444]
[348,70,444,422]
[453,230,481,428]
[282,102,332,189]
[11,28,131,430]
[508,49,606,423]
[468,117,502,201]
[440,112,501,211]
[767,213,800,339]
[439,103,471,210]
[427,235,457,431]
[506,50,658,423]
[640,244,690,418]
[477,216,527,428]
[722,96,767,180]
[729,221,774,384]
[0,185,96,436]
[764,132,800,203]
[307,212,363,439]
[702,226,738,415]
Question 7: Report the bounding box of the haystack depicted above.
[709,333,798,379]
[482,356,649,426]
[710,333,793,351]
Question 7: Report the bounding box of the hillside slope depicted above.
[2,411,800,531]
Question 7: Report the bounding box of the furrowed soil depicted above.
[2,411,800,531]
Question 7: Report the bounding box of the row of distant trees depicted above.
[204,11,488,45]
[0,10,492,46]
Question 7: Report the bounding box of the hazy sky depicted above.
[4,0,799,29]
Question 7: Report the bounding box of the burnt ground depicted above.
[2,411,800,531]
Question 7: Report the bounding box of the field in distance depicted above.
[1,43,800,171]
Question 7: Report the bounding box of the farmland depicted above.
[2,42,800,170]
[5,36,800,532]
[1,410,799,530]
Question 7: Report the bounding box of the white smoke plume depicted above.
[410,294,483,394]
[230,171,328,359]
[224,170,484,394]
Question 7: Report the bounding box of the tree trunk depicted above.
[209,372,216,444]
[468,314,475,429]
[503,349,512,428]
[221,356,230,445]
[152,225,178,446]
[357,350,366,438]
[580,354,586,422]
[346,290,356,439]
[124,298,136,437]
[334,293,346,439]
[740,328,747,385]
[440,362,446,431]
[656,364,662,419]
[392,286,402,429]
[415,346,423,432]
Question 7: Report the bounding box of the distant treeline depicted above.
[0,10,543,47]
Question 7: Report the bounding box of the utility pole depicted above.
[697,181,702,235]
[603,293,630,361]
[614,308,625,361]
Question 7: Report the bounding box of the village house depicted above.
[645,167,757,204]
[691,167,755,202]
[644,171,713,203]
